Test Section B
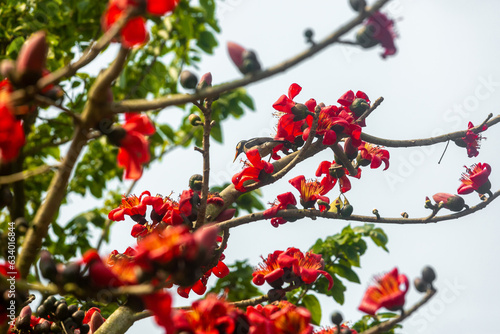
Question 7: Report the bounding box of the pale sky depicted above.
[63,1,500,333]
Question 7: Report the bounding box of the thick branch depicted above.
[17,128,88,278]
[215,189,499,230]
[112,0,392,113]
[360,289,436,334]
[361,113,499,147]
[93,306,135,334]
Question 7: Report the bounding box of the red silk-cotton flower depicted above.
[147,0,180,16]
[0,91,25,162]
[117,113,155,180]
[289,175,332,210]
[316,160,361,194]
[172,294,248,333]
[460,121,487,158]
[102,0,148,48]
[358,142,390,170]
[358,267,409,315]
[263,192,297,228]
[108,190,150,223]
[458,163,492,195]
[232,148,274,192]
[82,250,123,288]
[252,248,333,290]
[142,292,174,334]
[365,12,397,59]
[337,90,371,126]
[246,301,313,334]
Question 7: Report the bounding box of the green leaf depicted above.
[330,264,360,283]
[301,294,321,325]
[6,36,24,56]
[196,30,218,54]
[369,228,389,252]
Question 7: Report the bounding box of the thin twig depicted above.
[357,96,384,124]
[0,164,58,185]
[112,0,393,113]
[33,95,82,124]
[361,114,500,147]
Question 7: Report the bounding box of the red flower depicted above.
[337,90,370,126]
[232,148,274,192]
[142,292,174,334]
[83,308,105,334]
[458,163,492,195]
[147,0,179,16]
[272,304,313,334]
[252,248,333,290]
[358,142,390,170]
[173,294,248,333]
[0,91,25,162]
[365,12,397,59]
[316,160,361,194]
[102,0,148,48]
[289,175,332,210]
[82,250,123,288]
[108,190,150,222]
[117,113,155,180]
[358,267,409,315]
[263,192,297,227]
[461,121,487,158]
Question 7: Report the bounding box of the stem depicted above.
[112,0,393,113]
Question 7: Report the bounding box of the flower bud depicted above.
[16,31,48,86]
[39,250,57,281]
[413,277,428,293]
[432,193,465,212]
[356,24,379,49]
[291,103,313,121]
[344,137,358,160]
[16,306,32,330]
[349,0,365,11]
[421,266,436,284]
[180,70,198,89]
[340,203,353,218]
[197,72,212,90]
[330,311,343,326]
[188,114,203,127]
[241,50,261,74]
[350,98,370,117]
[89,311,105,334]
[189,174,203,191]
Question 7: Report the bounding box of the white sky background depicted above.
[65,0,500,333]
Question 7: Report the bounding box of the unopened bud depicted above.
[356,24,379,49]
[432,193,466,212]
[188,114,203,127]
[290,103,312,121]
[180,70,198,89]
[414,277,428,293]
[197,72,212,90]
[330,311,343,326]
[350,98,369,117]
[349,0,365,11]
[39,250,57,281]
[16,31,48,86]
[421,266,436,284]
[401,212,409,218]
[0,60,15,79]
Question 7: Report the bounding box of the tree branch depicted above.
[0,164,58,185]
[361,113,499,147]
[214,189,499,230]
[111,0,393,113]
[93,306,135,334]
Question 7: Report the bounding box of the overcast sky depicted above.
[66,0,500,333]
